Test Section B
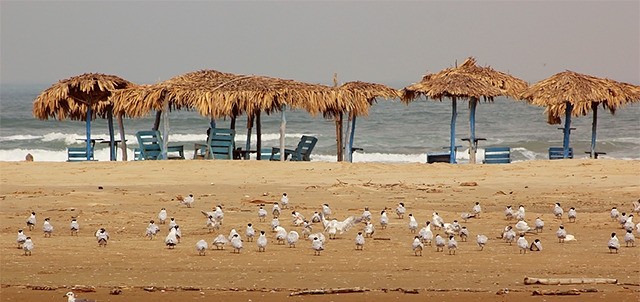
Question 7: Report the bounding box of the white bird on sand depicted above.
[322,204,332,218]
[447,235,458,255]
[275,226,287,244]
[504,206,515,220]
[534,217,545,233]
[431,212,444,229]
[516,205,526,221]
[280,192,289,209]
[419,221,433,245]
[16,229,27,249]
[618,212,628,227]
[556,225,567,243]
[324,216,357,239]
[408,214,418,233]
[165,226,178,249]
[515,219,531,233]
[311,211,322,223]
[230,234,243,253]
[476,234,488,251]
[311,236,324,255]
[272,203,281,218]
[257,231,267,252]
[567,207,577,222]
[608,232,620,253]
[146,220,160,239]
[355,232,365,250]
[364,221,375,238]
[459,226,469,242]
[212,234,228,250]
[158,208,167,224]
[610,207,620,221]
[624,229,635,247]
[529,239,543,251]
[43,218,53,237]
[308,232,326,243]
[26,211,36,231]
[472,202,482,217]
[64,291,96,302]
[412,236,424,256]
[517,234,529,254]
[70,218,79,236]
[633,199,640,214]
[258,206,267,222]
[96,228,109,247]
[380,210,389,229]
[181,194,195,208]
[292,211,305,226]
[228,229,239,242]
[361,207,372,222]
[460,212,476,222]
[206,215,219,233]
[504,227,516,245]
[434,234,445,252]
[287,231,299,248]
[213,205,224,225]
[168,217,177,230]
[396,202,406,219]
[624,215,635,232]
[271,218,280,231]
[195,239,208,256]
[553,203,564,219]
[245,223,255,242]
[23,237,33,256]
[302,221,313,238]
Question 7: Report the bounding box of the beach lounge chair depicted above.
[483,147,511,164]
[426,146,461,164]
[67,147,95,162]
[549,147,573,160]
[270,135,318,161]
[135,130,185,160]
[193,128,235,160]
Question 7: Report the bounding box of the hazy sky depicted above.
[1,1,638,87]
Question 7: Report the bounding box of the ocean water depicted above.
[1,83,639,163]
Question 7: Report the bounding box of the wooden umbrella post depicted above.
[161,95,170,160]
[107,109,116,161]
[86,104,92,161]
[280,105,286,162]
[336,112,343,162]
[117,113,127,161]
[245,114,253,159]
[562,102,573,159]
[590,102,598,159]
[256,111,262,160]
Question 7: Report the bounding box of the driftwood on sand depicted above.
[524,277,617,285]
[289,287,369,296]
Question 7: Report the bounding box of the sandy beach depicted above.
[1,159,639,301]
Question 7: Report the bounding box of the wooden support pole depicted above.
[117,113,127,161]
[590,102,598,159]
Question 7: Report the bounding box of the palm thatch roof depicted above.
[400,57,528,103]
[519,70,640,124]
[33,73,135,121]
[337,81,399,116]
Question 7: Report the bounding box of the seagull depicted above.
[17,229,27,249]
[272,203,281,218]
[624,215,635,232]
[302,220,313,238]
[472,202,482,217]
[396,202,406,219]
[412,236,424,256]
[158,208,167,224]
[213,205,224,225]
[26,211,36,231]
[553,203,563,219]
[515,219,531,233]
[419,221,433,245]
[322,204,332,218]
[618,212,628,227]
[245,223,255,242]
[228,229,240,242]
[434,234,445,252]
[459,226,469,242]
[610,207,620,221]
[280,192,289,209]
[476,234,488,251]
[292,211,305,226]
[311,211,322,223]
[308,232,326,243]
[181,194,195,208]
[43,218,53,237]
[633,199,640,215]
[608,232,620,253]
[447,235,458,255]
[168,217,177,230]
[146,220,160,239]
[364,221,375,238]
[230,234,243,253]
[431,212,444,230]
[355,232,365,250]
[379,210,389,229]
[70,218,79,236]
[504,206,515,220]
[361,207,372,222]
[258,206,267,222]
[165,226,178,249]
[529,239,543,251]
[504,227,516,245]
[516,205,526,221]
[460,212,475,222]
[517,234,529,254]
[275,226,287,244]
[271,218,280,231]
[212,234,228,250]
[195,239,208,256]
[311,236,324,256]
[534,217,545,233]
[23,237,33,256]
[257,231,267,252]
[206,215,219,233]
[324,216,357,239]
[63,291,96,302]
[556,225,567,243]
[567,207,577,223]
[287,231,299,248]
[96,228,109,247]
[624,229,635,247]
[408,214,418,233]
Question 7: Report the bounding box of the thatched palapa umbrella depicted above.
[520,71,640,158]
[33,73,135,161]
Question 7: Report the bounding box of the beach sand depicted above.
[1,159,639,301]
